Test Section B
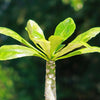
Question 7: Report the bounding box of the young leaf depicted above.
[54,27,100,58]
[33,39,50,58]
[72,27,100,43]
[0,45,40,60]
[56,46,100,60]
[54,42,82,58]
[54,17,76,41]
[53,42,91,59]
[56,44,66,52]
[48,35,63,56]
[25,19,45,43]
[25,20,49,58]
[0,27,36,50]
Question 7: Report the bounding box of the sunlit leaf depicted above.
[49,35,63,56]
[54,27,100,58]
[56,44,66,52]
[26,19,45,43]
[54,42,91,59]
[25,20,49,58]
[33,39,50,58]
[54,17,76,41]
[0,45,40,60]
[0,18,100,61]
[72,27,100,43]
[56,46,100,60]
[0,27,45,58]
[54,42,82,58]
[0,27,35,49]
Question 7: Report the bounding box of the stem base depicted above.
[45,61,56,100]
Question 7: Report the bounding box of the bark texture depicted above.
[45,60,56,100]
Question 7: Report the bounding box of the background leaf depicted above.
[0,45,39,60]
[54,17,76,41]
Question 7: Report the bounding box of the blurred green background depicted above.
[0,0,100,100]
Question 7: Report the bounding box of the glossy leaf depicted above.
[56,46,100,60]
[0,27,35,49]
[54,17,76,41]
[0,27,45,58]
[25,20,48,58]
[54,42,91,59]
[0,45,40,60]
[54,27,100,58]
[48,35,63,56]
[56,44,66,52]
[72,27,100,43]
[54,42,82,58]
[0,18,100,61]
[26,20,45,43]
[33,39,50,58]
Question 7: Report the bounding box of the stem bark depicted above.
[45,60,56,100]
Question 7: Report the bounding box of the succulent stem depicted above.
[45,60,56,100]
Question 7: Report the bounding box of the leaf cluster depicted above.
[0,17,100,61]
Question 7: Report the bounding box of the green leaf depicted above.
[25,20,49,58]
[54,27,100,58]
[0,45,40,60]
[72,27,100,43]
[54,17,76,41]
[25,19,45,43]
[56,46,100,60]
[0,27,48,60]
[48,35,63,56]
[0,27,35,50]
[56,44,66,52]
[54,42,91,59]
[54,42,83,58]
[33,39,50,58]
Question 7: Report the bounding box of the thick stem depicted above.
[45,60,56,100]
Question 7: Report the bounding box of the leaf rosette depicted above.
[0,17,100,61]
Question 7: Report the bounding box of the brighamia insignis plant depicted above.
[0,17,100,100]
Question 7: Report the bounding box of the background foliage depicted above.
[0,0,100,100]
